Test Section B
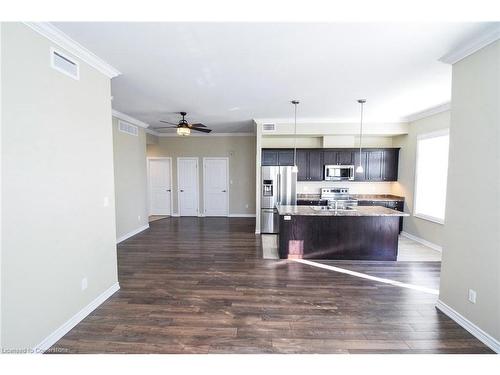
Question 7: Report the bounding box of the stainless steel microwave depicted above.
[324,165,355,181]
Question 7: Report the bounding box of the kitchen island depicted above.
[277,205,409,260]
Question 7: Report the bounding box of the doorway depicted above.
[177,157,200,216]
[203,157,229,217]
[147,157,172,216]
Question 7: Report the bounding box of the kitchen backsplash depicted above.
[297,181,395,195]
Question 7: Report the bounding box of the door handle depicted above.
[166,189,171,192]
[180,189,184,192]
[222,190,227,192]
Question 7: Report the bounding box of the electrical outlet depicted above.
[81,277,88,291]
[138,215,141,222]
[468,289,477,304]
[103,196,109,207]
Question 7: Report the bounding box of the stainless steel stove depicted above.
[320,188,358,209]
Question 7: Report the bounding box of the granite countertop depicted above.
[352,194,405,202]
[276,205,409,217]
[297,193,404,202]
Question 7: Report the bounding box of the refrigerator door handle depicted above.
[278,173,281,204]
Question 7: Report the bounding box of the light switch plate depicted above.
[81,277,88,291]
[103,196,109,207]
[468,289,477,304]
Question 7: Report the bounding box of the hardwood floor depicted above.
[51,217,492,354]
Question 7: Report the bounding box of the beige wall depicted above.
[1,23,118,349]
[392,111,450,246]
[262,135,395,149]
[439,41,500,343]
[112,117,148,240]
[146,132,158,145]
[147,135,256,215]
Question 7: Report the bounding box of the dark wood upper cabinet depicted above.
[261,149,278,166]
[308,150,323,181]
[278,150,295,166]
[262,148,399,182]
[382,149,399,181]
[261,149,294,166]
[366,150,384,181]
[296,150,309,181]
[353,150,367,181]
[323,150,354,165]
[337,150,354,165]
[323,151,338,165]
[296,150,323,181]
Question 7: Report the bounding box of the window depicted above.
[414,129,450,224]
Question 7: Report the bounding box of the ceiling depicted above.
[53,22,496,133]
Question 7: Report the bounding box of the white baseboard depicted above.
[228,213,256,218]
[34,282,120,353]
[401,231,442,252]
[116,224,149,244]
[436,300,499,353]
[171,212,180,217]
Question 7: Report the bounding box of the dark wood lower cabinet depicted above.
[358,200,404,233]
[279,215,399,260]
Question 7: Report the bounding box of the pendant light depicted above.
[291,100,299,173]
[356,99,366,174]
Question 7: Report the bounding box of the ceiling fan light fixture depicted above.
[177,127,190,136]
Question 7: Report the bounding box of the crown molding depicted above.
[439,24,500,65]
[112,109,150,128]
[254,118,405,125]
[149,131,255,137]
[404,102,451,123]
[23,22,121,79]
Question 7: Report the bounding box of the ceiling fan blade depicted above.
[191,127,212,133]
[190,123,207,128]
[160,120,179,125]
[155,126,179,129]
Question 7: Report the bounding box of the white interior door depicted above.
[203,158,229,217]
[148,158,172,215]
[177,158,199,216]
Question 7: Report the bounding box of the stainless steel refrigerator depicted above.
[261,166,297,233]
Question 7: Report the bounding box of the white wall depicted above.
[439,40,500,345]
[112,117,148,240]
[1,23,118,350]
[392,111,450,246]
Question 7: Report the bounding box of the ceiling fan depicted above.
[156,112,212,136]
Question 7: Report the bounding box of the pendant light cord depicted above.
[358,99,366,168]
[359,102,363,159]
[294,102,297,166]
[291,100,299,168]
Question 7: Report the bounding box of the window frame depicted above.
[413,128,450,225]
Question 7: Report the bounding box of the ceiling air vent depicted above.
[262,123,276,132]
[118,120,139,136]
[50,48,79,80]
